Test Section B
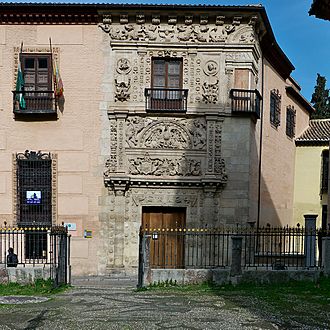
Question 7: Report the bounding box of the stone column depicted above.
[113,193,126,268]
[231,236,243,276]
[304,214,317,268]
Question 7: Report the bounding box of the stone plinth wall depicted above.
[0,267,50,284]
[148,268,320,286]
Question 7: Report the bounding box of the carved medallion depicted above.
[203,60,218,76]
[116,58,131,74]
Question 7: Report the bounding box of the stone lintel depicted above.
[105,176,226,192]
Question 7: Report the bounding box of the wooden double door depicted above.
[142,207,186,268]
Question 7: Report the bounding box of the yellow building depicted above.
[294,119,330,229]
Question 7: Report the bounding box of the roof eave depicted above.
[286,86,315,114]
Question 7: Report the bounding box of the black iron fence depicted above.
[0,225,70,286]
[140,225,320,270]
[145,88,188,112]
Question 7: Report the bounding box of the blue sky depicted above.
[7,0,329,101]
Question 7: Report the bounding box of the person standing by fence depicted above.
[7,248,18,267]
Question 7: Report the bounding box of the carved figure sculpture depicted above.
[202,80,219,104]
[115,79,131,102]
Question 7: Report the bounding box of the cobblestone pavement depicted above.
[0,278,280,330]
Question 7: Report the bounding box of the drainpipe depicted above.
[257,55,264,229]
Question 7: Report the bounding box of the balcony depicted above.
[230,89,262,119]
[13,91,57,116]
[145,88,188,113]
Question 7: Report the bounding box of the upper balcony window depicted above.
[145,58,188,112]
[270,89,281,128]
[286,106,296,139]
[13,53,57,116]
[230,89,262,119]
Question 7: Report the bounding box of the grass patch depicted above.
[145,277,330,328]
[0,279,70,296]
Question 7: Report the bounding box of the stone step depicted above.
[71,275,137,288]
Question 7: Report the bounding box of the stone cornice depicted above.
[104,176,227,196]
[0,12,98,25]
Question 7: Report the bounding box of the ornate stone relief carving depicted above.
[99,15,259,44]
[194,58,202,103]
[132,189,198,207]
[203,60,219,76]
[202,80,219,104]
[227,25,256,44]
[214,123,227,179]
[106,119,118,175]
[144,124,189,149]
[114,79,131,102]
[129,153,202,176]
[116,58,131,74]
[125,117,206,150]
[177,25,209,42]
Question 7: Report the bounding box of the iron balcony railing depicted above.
[230,89,262,119]
[145,88,188,112]
[12,90,57,114]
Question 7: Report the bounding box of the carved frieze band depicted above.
[129,153,202,176]
[132,190,198,207]
[125,117,207,150]
[99,15,258,44]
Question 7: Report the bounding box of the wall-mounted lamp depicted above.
[152,231,159,240]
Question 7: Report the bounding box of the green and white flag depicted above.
[15,59,26,109]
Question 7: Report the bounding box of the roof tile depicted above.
[296,119,330,143]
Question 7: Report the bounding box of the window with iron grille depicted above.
[286,106,296,138]
[321,149,329,194]
[270,89,281,127]
[16,150,52,226]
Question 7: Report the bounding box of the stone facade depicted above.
[0,4,313,276]
[98,10,264,273]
